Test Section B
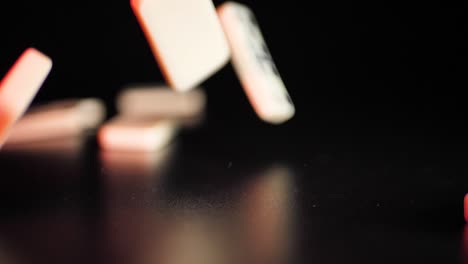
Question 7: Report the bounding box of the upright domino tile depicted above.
[0,48,52,148]
[117,85,206,118]
[131,0,231,92]
[98,117,176,152]
[4,98,106,145]
[217,2,295,124]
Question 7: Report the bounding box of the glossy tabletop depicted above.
[0,118,467,264]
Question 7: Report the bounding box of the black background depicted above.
[1,1,468,263]
[2,0,466,137]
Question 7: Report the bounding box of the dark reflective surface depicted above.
[0,127,467,264]
[0,134,298,264]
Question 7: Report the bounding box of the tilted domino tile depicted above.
[98,117,177,152]
[4,98,105,145]
[217,2,295,124]
[0,48,52,148]
[117,85,206,118]
[131,0,230,91]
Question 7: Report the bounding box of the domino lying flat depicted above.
[117,85,206,118]
[0,48,52,148]
[217,2,295,124]
[4,98,106,145]
[98,117,177,152]
[131,0,230,91]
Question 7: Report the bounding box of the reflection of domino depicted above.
[131,0,230,92]
[4,98,106,145]
[218,2,295,124]
[242,165,294,261]
[0,48,53,148]
[100,147,173,178]
[117,85,206,118]
[98,117,176,152]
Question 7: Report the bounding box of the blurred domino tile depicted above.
[4,98,105,145]
[117,85,206,118]
[0,48,52,148]
[217,2,295,124]
[98,117,177,152]
[131,0,230,91]
[117,85,206,127]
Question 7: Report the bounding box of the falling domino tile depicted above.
[98,117,177,152]
[131,0,230,92]
[217,2,295,124]
[117,85,206,119]
[0,48,53,148]
[4,98,106,145]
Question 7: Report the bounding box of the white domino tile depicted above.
[131,0,230,91]
[98,117,176,152]
[218,2,295,124]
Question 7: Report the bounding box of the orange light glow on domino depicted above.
[465,194,468,223]
[0,48,52,148]
[131,0,230,91]
[218,2,295,124]
[98,117,176,153]
[4,98,105,145]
